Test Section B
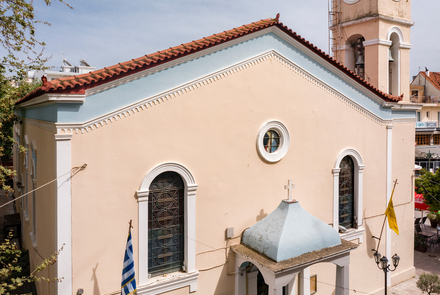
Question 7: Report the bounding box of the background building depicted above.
[27,59,95,82]
[411,70,440,171]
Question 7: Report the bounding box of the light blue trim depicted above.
[392,110,417,119]
[17,32,415,123]
[16,104,58,122]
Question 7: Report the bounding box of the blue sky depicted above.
[31,0,440,79]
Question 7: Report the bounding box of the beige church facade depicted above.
[14,4,417,295]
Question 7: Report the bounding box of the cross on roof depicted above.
[284,179,295,201]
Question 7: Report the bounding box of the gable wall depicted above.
[66,56,414,294]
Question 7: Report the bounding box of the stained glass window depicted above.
[263,130,280,153]
[339,156,354,229]
[148,172,184,276]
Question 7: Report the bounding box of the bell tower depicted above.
[329,0,412,101]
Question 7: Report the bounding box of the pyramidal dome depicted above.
[242,200,341,262]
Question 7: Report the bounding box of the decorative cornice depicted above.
[339,14,413,28]
[85,28,274,97]
[363,39,392,47]
[270,53,390,126]
[18,93,85,108]
[400,43,412,49]
[54,134,73,141]
[55,50,412,135]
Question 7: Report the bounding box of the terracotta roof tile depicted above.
[421,72,440,91]
[17,15,400,105]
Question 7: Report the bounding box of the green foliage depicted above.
[427,211,440,222]
[0,232,62,294]
[415,169,440,213]
[0,0,72,81]
[0,80,40,192]
[0,0,71,192]
[417,273,440,295]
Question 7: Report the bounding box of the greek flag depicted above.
[121,230,137,295]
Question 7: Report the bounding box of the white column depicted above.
[335,265,349,295]
[54,134,73,295]
[386,125,393,288]
[234,256,247,295]
[136,191,149,286]
[248,271,258,295]
[332,168,340,230]
[299,267,310,295]
[186,184,198,274]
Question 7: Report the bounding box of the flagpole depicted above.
[375,179,398,252]
[122,219,137,295]
[376,216,387,252]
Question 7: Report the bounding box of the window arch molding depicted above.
[332,149,365,242]
[136,162,199,292]
[387,27,403,96]
[386,26,404,43]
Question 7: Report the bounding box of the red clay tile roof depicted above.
[421,71,440,91]
[17,15,401,105]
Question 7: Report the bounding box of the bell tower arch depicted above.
[329,0,412,101]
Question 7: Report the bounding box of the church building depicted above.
[13,1,417,294]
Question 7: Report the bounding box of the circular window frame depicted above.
[342,0,360,4]
[257,120,290,163]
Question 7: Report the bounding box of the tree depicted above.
[0,0,71,191]
[417,273,440,295]
[0,232,61,295]
[415,168,440,213]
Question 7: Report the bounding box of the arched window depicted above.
[148,172,184,276]
[333,149,365,242]
[387,27,404,95]
[339,156,355,229]
[344,35,365,79]
[137,162,198,293]
[388,33,400,95]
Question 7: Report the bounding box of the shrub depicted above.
[417,273,440,295]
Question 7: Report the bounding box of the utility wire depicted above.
[0,164,87,209]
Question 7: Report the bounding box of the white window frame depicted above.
[136,162,198,294]
[332,149,365,242]
[256,120,290,163]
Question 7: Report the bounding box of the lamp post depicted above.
[373,251,400,295]
[420,150,438,172]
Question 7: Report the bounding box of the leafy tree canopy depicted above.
[415,168,440,213]
[0,0,71,191]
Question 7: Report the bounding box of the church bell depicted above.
[355,54,364,66]
[388,50,394,63]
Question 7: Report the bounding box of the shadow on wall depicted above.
[91,263,100,295]
[256,209,268,222]
[213,254,235,295]
[364,217,378,259]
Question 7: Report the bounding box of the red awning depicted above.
[415,192,430,211]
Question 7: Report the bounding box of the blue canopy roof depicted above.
[242,200,341,262]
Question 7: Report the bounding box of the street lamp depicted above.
[420,150,438,172]
[373,250,400,295]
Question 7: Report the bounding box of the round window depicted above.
[263,130,280,153]
[257,120,290,162]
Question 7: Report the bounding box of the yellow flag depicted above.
[385,195,399,235]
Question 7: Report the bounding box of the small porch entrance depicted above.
[232,240,357,295]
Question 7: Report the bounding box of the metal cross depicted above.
[284,179,295,200]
